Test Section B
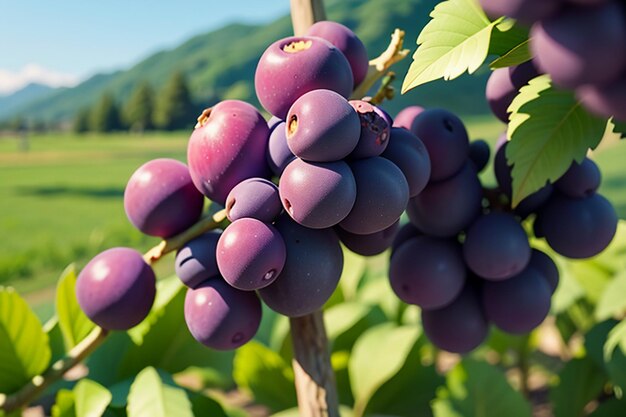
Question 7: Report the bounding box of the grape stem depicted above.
[368,72,396,106]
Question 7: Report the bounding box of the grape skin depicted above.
[225,178,282,223]
[348,100,391,159]
[336,220,399,256]
[555,158,601,198]
[382,128,431,197]
[468,139,490,173]
[393,106,425,131]
[479,0,561,24]
[529,249,559,294]
[267,121,295,176]
[175,231,221,289]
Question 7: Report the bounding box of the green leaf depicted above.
[490,40,531,69]
[324,302,386,353]
[45,316,69,362]
[52,389,76,417]
[550,358,607,417]
[603,320,626,390]
[56,264,95,349]
[432,359,532,417]
[507,75,608,205]
[74,379,112,417]
[402,0,498,93]
[0,287,51,393]
[126,367,193,417]
[588,399,626,417]
[596,271,626,321]
[189,394,228,417]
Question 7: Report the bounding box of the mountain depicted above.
[5,0,491,123]
[0,83,56,119]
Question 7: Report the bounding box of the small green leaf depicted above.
[550,358,607,417]
[126,367,193,417]
[610,119,626,139]
[595,271,626,321]
[74,379,112,417]
[490,40,531,69]
[402,0,499,93]
[52,389,76,417]
[507,75,608,205]
[0,287,51,393]
[56,264,95,349]
[488,19,529,57]
[189,394,228,417]
[603,320,626,390]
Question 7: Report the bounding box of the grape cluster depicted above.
[480,0,626,121]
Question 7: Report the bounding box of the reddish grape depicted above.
[486,67,517,123]
[393,106,425,130]
[479,0,562,24]
[577,76,626,121]
[225,178,282,223]
[348,100,391,159]
[267,121,295,176]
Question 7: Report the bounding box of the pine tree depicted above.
[124,81,155,132]
[153,72,195,130]
[73,108,91,134]
[90,93,122,132]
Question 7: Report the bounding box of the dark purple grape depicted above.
[225,178,282,223]
[393,106,425,130]
[184,278,261,350]
[255,36,353,119]
[529,249,559,294]
[486,68,517,123]
[577,76,626,121]
[482,266,551,334]
[530,3,626,88]
[267,121,296,176]
[306,20,369,87]
[463,212,531,281]
[390,236,466,309]
[407,162,483,237]
[391,222,421,256]
[422,286,489,353]
[188,100,270,204]
[279,158,356,229]
[411,108,470,181]
[479,0,562,24]
[509,60,540,89]
[537,193,618,259]
[267,115,283,130]
[175,231,221,289]
[382,127,431,197]
[124,158,204,238]
[533,217,544,238]
[76,247,156,330]
[469,139,491,173]
[515,184,553,218]
[555,158,601,198]
[348,100,391,159]
[339,157,409,235]
[259,215,343,317]
[286,89,360,161]
[336,220,399,256]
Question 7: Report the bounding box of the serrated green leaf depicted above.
[56,264,95,349]
[402,0,498,93]
[74,379,112,417]
[507,75,608,205]
[490,40,531,69]
[126,367,193,417]
[0,287,51,393]
[595,271,626,321]
[52,389,76,417]
[550,358,607,417]
[488,19,529,57]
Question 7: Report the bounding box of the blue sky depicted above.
[0,0,289,94]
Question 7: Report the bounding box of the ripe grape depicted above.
[479,0,562,24]
[555,158,601,198]
[391,222,421,256]
[76,247,156,330]
[529,249,559,294]
[225,178,282,223]
[175,231,221,289]
[336,220,399,256]
[577,76,626,121]
[486,67,517,123]
[469,139,490,173]
[267,121,295,176]
[509,60,540,89]
[348,100,391,159]
[393,106,424,130]
[124,158,204,238]
[267,115,283,130]
[382,127,431,197]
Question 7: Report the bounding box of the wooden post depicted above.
[290,0,326,36]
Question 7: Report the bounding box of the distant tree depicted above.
[73,108,91,134]
[90,93,122,132]
[124,81,155,132]
[153,72,195,130]
[8,116,26,132]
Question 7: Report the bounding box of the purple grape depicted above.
[259,215,343,317]
[382,127,431,197]
[482,266,552,334]
[411,108,470,181]
[537,193,618,259]
[391,222,421,256]
[184,278,261,350]
[348,100,391,159]
[255,36,353,119]
[463,212,531,281]
[469,139,491,173]
[393,106,425,130]
[339,157,409,235]
[422,286,489,353]
[529,249,559,294]
[76,247,156,330]
[306,21,369,87]
[479,0,562,24]
[407,162,483,237]
[577,76,626,121]
[267,115,282,130]
[390,236,466,309]
[225,178,282,223]
[124,158,204,238]
[336,220,399,256]
[267,121,296,176]
[555,158,601,198]
[530,3,626,88]
[175,231,221,289]
[279,158,356,229]
[286,89,360,161]
[509,60,540,89]
[486,68,517,123]
[187,100,270,204]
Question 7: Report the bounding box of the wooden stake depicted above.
[290,0,326,36]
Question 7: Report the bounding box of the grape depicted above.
[555,158,601,198]
[339,157,409,235]
[482,266,551,334]
[286,89,360,162]
[187,100,270,204]
[124,158,204,238]
[279,158,356,229]
[463,212,531,281]
[537,193,618,258]
[184,278,261,350]
[306,21,369,87]
[225,178,282,223]
[530,3,626,88]
[175,231,221,289]
[422,286,489,353]
[390,236,466,309]
[411,108,469,181]
[529,249,559,294]
[348,100,391,159]
[577,76,626,121]
[382,127,431,197]
[393,106,425,130]
[76,247,156,330]
[391,222,421,256]
[259,215,343,317]
[336,220,399,256]
[509,60,540,89]
[267,115,283,130]
[255,36,353,119]
[267,121,295,176]
[486,67,517,123]
[407,162,483,237]
[469,139,490,173]
[479,0,561,24]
